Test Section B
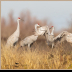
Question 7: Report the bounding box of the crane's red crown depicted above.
[52,26,53,27]
[38,24,39,25]
[18,17,20,19]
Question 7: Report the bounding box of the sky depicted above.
[1,1,72,32]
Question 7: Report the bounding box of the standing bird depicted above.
[34,24,48,36]
[20,35,38,48]
[45,26,72,48]
[19,24,41,48]
[45,26,54,48]
[6,17,21,47]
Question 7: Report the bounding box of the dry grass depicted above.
[1,40,72,69]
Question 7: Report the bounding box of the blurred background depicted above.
[1,1,72,43]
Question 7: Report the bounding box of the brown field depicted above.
[1,11,72,69]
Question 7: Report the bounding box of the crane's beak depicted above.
[39,25,41,27]
[21,19,24,21]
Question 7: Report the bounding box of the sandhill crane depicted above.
[45,26,72,48]
[19,24,40,48]
[20,35,38,48]
[34,24,48,36]
[45,26,54,48]
[54,31,72,45]
[6,17,23,47]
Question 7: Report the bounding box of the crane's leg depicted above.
[52,43,54,49]
[28,44,30,50]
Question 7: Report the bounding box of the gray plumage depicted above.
[20,35,38,48]
[45,26,72,48]
[45,26,54,48]
[34,24,48,36]
[20,24,40,48]
[54,31,72,44]
[5,17,20,47]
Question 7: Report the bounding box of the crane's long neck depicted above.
[51,28,54,35]
[16,20,20,35]
[35,25,37,32]
[47,27,50,35]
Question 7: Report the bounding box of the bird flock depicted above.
[5,17,72,49]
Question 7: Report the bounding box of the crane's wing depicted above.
[34,25,48,36]
[39,26,48,31]
[65,32,72,43]
[54,31,68,44]
[43,26,50,42]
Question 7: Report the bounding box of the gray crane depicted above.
[6,17,21,47]
[45,26,54,48]
[20,35,38,48]
[45,26,72,48]
[6,17,23,47]
[19,24,41,48]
